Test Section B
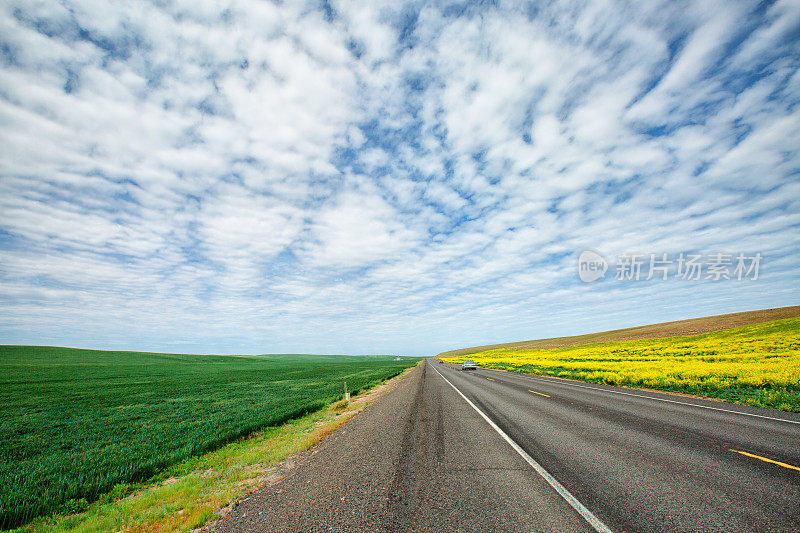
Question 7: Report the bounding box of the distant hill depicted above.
[436,305,800,358]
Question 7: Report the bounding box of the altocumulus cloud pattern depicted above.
[0,0,798,355]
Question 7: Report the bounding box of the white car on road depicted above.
[461,360,478,371]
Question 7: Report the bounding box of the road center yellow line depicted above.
[730,449,800,472]
[486,377,495,381]
[529,390,550,398]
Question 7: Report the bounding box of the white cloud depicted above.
[302,187,419,269]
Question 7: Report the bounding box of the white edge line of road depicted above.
[511,373,800,425]
[432,364,614,533]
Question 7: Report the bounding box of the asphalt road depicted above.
[216,359,800,532]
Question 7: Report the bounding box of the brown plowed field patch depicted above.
[437,305,800,357]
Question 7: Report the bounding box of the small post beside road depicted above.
[344,381,350,403]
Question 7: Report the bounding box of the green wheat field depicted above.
[0,347,420,528]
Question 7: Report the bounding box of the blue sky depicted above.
[0,0,798,356]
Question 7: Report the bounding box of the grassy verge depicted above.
[443,317,800,411]
[11,363,417,533]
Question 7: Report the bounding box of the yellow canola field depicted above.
[443,317,800,411]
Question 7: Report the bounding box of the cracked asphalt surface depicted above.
[216,359,800,532]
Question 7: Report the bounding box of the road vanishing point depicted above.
[216,359,800,532]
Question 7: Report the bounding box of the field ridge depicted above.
[437,305,800,358]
